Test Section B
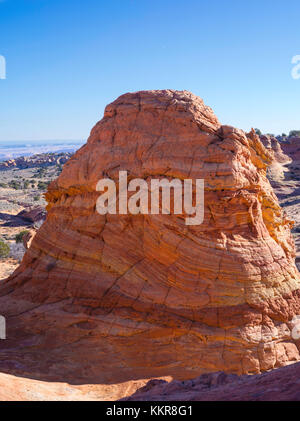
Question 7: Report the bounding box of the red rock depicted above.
[281,137,300,162]
[0,153,72,171]
[262,135,300,272]
[0,90,299,391]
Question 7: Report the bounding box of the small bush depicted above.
[8,180,21,190]
[255,128,262,136]
[289,130,300,138]
[37,181,49,190]
[15,230,30,244]
[36,168,47,179]
[0,238,10,258]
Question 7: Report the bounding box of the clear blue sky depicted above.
[0,0,299,142]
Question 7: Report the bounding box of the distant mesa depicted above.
[260,134,291,164]
[123,361,300,401]
[281,136,300,163]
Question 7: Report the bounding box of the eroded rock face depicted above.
[17,206,46,224]
[0,90,299,385]
[260,135,300,272]
[260,135,291,164]
[281,137,300,162]
[259,135,291,184]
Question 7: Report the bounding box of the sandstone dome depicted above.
[0,90,299,386]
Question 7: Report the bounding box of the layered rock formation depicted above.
[261,135,300,271]
[280,137,300,270]
[17,206,46,224]
[22,229,36,250]
[260,135,291,165]
[260,135,291,183]
[0,90,299,388]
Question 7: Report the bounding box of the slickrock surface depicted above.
[0,372,158,401]
[22,229,36,250]
[123,361,300,401]
[0,90,300,393]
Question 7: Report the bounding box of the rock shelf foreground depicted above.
[0,90,299,393]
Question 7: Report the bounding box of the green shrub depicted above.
[15,230,30,244]
[8,180,21,190]
[0,238,10,258]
